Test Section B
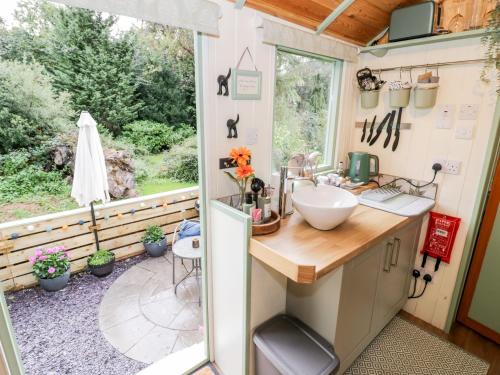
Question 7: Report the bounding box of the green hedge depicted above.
[120,120,194,154]
[163,136,198,183]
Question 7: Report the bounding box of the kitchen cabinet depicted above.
[333,243,382,363]
[286,219,422,374]
[372,220,420,334]
[334,220,421,373]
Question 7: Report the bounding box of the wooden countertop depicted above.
[250,205,415,284]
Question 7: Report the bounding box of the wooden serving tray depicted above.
[252,211,280,236]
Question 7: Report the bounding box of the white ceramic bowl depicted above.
[292,185,358,230]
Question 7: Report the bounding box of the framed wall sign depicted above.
[232,47,262,100]
[232,69,262,100]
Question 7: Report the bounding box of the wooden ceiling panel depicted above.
[231,0,427,46]
[244,0,335,30]
[327,0,422,45]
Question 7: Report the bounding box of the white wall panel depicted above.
[352,38,497,329]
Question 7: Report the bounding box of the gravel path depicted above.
[6,254,150,375]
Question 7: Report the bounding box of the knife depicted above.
[369,112,391,146]
[361,118,367,142]
[366,115,376,143]
[383,110,396,148]
[392,107,403,151]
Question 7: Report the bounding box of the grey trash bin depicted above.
[253,315,340,375]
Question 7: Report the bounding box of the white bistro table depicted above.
[172,235,202,306]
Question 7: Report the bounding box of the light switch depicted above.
[436,104,455,129]
[458,104,479,120]
[455,127,473,140]
[455,119,475,140]
[245,127,258,145]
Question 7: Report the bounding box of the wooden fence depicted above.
[0,187,199,292]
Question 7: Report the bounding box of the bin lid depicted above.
[253,315,339,375]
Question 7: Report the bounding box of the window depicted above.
[272,48,341,171]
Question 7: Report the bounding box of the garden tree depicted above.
[272,51,330,169]
[0,60,73,154]
[40,7,141,135]
[0,0,53,63]
[135,25,196,129]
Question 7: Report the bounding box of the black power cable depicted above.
[409,274,432,299]
[408,269,420,298]
[382,163,442,189]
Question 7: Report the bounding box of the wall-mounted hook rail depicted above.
[370,58,486,74]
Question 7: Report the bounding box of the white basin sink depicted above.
[292,185,358,230]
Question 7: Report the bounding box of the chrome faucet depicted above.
[278,166,317,218]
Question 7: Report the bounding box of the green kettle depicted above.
[347,152,379,183]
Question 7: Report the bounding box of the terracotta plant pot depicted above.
[144,238,168,257]
[88,254,115,277]
[38,270,70,292]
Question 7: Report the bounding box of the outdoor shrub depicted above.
[0,60,73,154]
[88,250,114,266]
[142,225,165,244]
[120,120,194,154]
[163,136,198,183]
[0,166,70,202]
[30,246,70,279]
[0,151,30,176]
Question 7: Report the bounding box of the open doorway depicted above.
[0,1,208,374]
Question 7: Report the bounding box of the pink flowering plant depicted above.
[30,246,70,280]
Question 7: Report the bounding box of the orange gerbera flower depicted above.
[230,146,251,166]
[235,164,255,179]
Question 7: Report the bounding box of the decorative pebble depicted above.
[163,202,169,208]
[78,220,85,225]
[104,215,110,221]
[5,255,149,375]
[117,213,123,219]
[173,199,178,203]
[27,225,35,231]
[45,226,53,233]
[10,233,19,239]
[140,202,146,208]
[190,192,195,197]
[130,209,136,215]
[151,203,157,209]
[62,225,69,231]
[181,195,186,200]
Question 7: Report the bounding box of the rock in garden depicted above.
[105,149,137,199]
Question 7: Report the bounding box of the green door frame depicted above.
[445,97,500,332]
[0,290,24,375]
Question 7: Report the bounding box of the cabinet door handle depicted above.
[391,237,401,266]
[383,242,393,272]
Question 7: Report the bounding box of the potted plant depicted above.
[30,246,70,292]
[142,225,167,257]
[87,249,115,277]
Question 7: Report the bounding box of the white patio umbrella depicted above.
[71,111,110,250]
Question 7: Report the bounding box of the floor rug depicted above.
[345,316,489,375]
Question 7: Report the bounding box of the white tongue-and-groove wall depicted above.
[203,1,497,331]
[352,39,497,329]
[201,0,275,200]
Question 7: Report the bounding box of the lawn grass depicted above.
[135,153,196,195]
[137,178,195,195]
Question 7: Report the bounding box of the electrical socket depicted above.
[444,160,461,175]
[432,159,461,175]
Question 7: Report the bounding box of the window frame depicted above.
[272,46,344,173]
